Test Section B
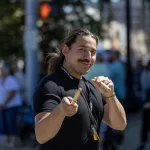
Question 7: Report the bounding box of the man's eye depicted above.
[91,51,96,55]
[79,49,85,52]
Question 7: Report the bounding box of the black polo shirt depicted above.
[33,68,105,150]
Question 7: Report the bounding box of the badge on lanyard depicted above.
[91,126,99,141]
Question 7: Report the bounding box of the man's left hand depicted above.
[91,76,114,98]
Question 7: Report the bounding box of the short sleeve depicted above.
[33,80,62,116]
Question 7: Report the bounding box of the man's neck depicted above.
[62,63,82,79]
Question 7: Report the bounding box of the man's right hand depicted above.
[59,97,78,117]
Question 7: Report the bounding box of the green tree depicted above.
[0,0,24,59]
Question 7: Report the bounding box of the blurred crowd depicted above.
[0,49,150,149]
[0,59,35,149]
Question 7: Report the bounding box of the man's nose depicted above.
[84,51,91,60]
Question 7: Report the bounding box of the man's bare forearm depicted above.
[35,104,65,144]
[106,96,127,130]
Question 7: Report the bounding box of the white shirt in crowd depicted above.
[0,75,22,108]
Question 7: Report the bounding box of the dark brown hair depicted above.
[47,28,98,74]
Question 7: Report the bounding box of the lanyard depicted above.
[61,67,74,80]
[60,66,98,124]
[60,67,100,141]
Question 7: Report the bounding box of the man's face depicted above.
[63,35,97,77]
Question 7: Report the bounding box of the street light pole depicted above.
[126,0,135,111]
[126,0,131,73]
[24,0,39,106]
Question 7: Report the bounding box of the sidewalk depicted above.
[119,112,150,150]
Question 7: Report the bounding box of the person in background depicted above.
[0,62,22,148]
[11,59,25,104]
[137,60,150,150]
[108,50,126,102]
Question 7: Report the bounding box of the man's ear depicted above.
[62,44,69,56]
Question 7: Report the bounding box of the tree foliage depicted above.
[0,0,24,59]
[0,0,105,72]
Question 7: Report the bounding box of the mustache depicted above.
[78,59,90,63]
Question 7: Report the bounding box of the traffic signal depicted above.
[40,2,52,19]
[39,1,59,19]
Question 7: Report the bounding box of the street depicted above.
[0,112,150,150]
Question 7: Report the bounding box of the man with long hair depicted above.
[33,28,126,150]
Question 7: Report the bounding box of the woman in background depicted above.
[0,62,22,148]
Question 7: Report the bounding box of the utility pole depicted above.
[98,0,104,20]
[126,0,135,111]
[126,0,131,72]
[24,0,39,106]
